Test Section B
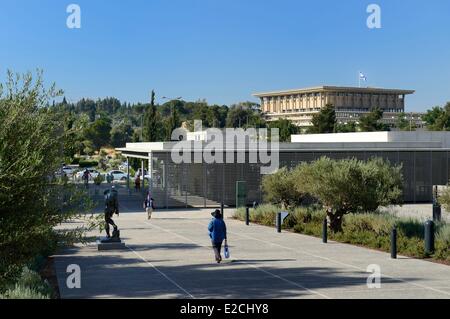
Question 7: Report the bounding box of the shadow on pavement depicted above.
[54,245,422,299]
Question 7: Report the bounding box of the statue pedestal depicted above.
[97,237,126,251]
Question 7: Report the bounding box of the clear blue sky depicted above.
[1,0,449,111]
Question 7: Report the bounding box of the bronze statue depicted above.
[101,186,120,243]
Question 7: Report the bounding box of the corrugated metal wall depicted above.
[149,151,449,208]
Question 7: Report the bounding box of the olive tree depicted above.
[262,167,306,209]
[0,70,94,287]
[293,157,403,232]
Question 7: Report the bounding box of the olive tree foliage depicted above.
[0,70,96,287]
[261,167,306,209]
[293,157,403,232]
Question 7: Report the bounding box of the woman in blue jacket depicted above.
[208,209,227,263]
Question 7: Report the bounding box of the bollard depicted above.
[391,226,397,259]
[276,212,282,233]
[424,220,435,255]
[245,207,250,226]
[221,202,224,216]
[322,218,328,243]
[433,204,441,222]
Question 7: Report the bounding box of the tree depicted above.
[262,168,305,209]
[210,105,229,128]
[110,123,133,147]
[395,112,415,131]
[84,116,112,150]
[308,104,336,134]
[193,101,215,128]
[142,90,164,142]
[165,103,181,141]
[335,122,357,133]
[0,70,93,286]
[226,103,265,128]
[293,157,403,232]
[359,107,389,132]
[267,119,299,142]
[423,103,450,131]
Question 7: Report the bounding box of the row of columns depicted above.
[262,93,405,114]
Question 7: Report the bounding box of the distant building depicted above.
[253,86,418,127]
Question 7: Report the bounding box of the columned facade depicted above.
[254,86,416,127]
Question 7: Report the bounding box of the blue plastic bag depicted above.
[224,242,230,259]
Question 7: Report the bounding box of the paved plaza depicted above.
[54,191,450,299]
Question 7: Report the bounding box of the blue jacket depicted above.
[208,218,227,243]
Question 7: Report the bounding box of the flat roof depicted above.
[253,86,415,97]
[116,132,450,159]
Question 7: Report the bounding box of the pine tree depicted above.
[308,104,336,133]
[166,103,181,141]
[142,90,163,142]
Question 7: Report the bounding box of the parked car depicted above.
[118,162,128,171]
[135,169,151,182]
[62,166,75,177]
[76,168,101,180]
[107,170,128,181]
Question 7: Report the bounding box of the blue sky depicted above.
[0,0,449,111]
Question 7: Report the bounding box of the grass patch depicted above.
[0,267,53,299]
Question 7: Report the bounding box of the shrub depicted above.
[79,160,99,168]
[439,186,450,212]
[0,71,94,286]
[0,267,53,299]
[234,205,449,263]
[93,174,104,185]
[235,204,278,226]
[435,223,450,262]
[0,267,52,299]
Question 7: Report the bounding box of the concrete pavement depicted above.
[54,205,450,299]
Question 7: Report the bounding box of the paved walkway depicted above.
[54,204,450,299]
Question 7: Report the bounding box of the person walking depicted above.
[134,174,141,192]
[208,209,227,263]
[143,192,155,220]
[82,168,91,189]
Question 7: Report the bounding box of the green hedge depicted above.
[78,160,98,168]
[234,206,450,263]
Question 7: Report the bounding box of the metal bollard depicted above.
[276,212,282,233]
[433,204,441,222]
[424,220,435,255]
[391,226,397,259]
[245,207,250,226]
[322,218,328,243]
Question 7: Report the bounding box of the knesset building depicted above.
[117,131,450,208]
[253,86,423,128]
